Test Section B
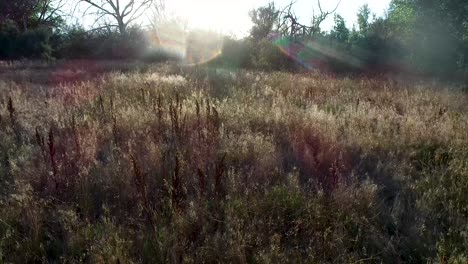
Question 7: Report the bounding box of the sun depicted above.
[151,0,265,64]
[166,0,258,35]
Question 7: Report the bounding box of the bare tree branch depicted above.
[78,0,157,34]
[278,0,341,37]
[81,0,113,16]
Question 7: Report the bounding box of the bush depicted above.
[0,22,53,60]
[215,37,251,68]
[57,26,150,60]
[56,26,94,59]
[249,38,297,71]
[17,27,53,60]
[0,20,19,59]
[60,26,181,62]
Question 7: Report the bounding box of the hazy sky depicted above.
[73,0,392,37]
[167,0,392,36]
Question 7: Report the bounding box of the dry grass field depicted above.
[0,61,467,263]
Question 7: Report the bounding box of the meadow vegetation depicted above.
[0,61,467,263]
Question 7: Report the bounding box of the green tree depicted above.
[357,4,371,34]
[249,2,279,41]
[0,0,37,30]
[388,0,468,77]
[0,0,64,59]
[331,14,349,44]
[0,20,20,58]
[0,0,64,31]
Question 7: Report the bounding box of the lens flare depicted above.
[148,21,187,59]
[185,30,223,65]
[269,33,363,71]
[149,21,223,65]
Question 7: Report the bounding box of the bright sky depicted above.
[167,0,392,36]
[72,0,392,37]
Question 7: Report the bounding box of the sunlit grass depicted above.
[0,61,467,262]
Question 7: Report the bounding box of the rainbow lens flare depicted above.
[269,33,363,70]
[149,22,223,65]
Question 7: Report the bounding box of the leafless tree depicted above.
[313,0,342,33]
[279,0,341,37]
[36,0,68,27]
[78,0,160,34]
[147,0,165,28]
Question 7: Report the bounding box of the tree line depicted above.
[0,0,467,79]
[0,0,165,60]
[219,0,467,79]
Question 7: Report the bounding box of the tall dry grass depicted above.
[0,61,467,263]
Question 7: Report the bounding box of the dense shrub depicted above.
[211,37,297,72]
[0,21,53,60]
[250,38,297,71]
[0,20,19,59]
[215,37,251,69]
[58,26,150,60]
[18,27,53,60]
[0,24,177,61]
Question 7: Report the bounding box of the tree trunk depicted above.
[22,16,28,31]
[118,18,126,35]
